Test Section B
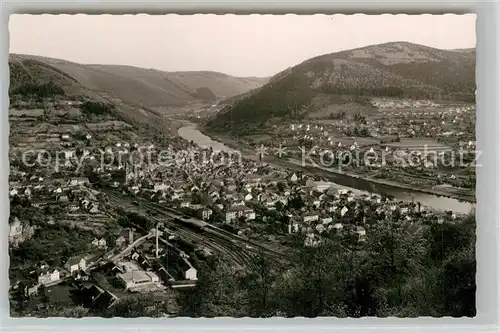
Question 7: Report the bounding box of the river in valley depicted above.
[178,124,237,153]
[178,124,476,214]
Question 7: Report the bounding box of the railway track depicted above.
[106,192,257,266]
[171,228,252,267]
[138,197,287,261]
[133,200,257,266]
[161,218,253,266]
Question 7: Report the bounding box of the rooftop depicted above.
[118,270,151,283]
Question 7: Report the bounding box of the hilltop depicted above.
[9,54,269,107]
[206,42,476,136]
[9,55,174,143]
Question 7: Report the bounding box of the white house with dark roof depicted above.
[177,257,198,281]
[38,269,61,286]
[65,256,86,273]
[356,226,366,242]
[303,214,319,223]
[199,208,213,221]
[69,177,89,187]
[225,206,256,223]
[118,271,157,290]
[321,217,333,225]
[97,238,107,249]
[340,206,349,217]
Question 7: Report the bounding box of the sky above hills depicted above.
[9,14,476,77]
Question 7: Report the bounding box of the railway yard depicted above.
[105,190,288,268]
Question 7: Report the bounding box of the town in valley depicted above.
[8,14,477,318]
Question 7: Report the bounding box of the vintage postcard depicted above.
[8,14,476,318]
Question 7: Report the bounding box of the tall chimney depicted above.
[129,228,134,244]
[155,225,159,258]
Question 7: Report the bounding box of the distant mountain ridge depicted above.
[9,54,269,107]
[206,42,476,136]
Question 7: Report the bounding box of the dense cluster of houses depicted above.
[104,248,197,293]
[370,98,441,109]
[375,105,475,139]
[108,140,463,248]
[283,104,474,148]
[9,174,102,215]
[120,147,307,226]
[12,233,199,309]
[13,252,101,299]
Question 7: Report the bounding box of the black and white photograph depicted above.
[8,14,476,318]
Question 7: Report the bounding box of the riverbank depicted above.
[198,125,476,203]
[297,161,476,203]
